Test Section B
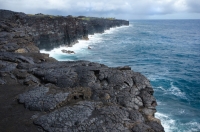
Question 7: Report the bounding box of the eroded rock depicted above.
[15,60,164,131]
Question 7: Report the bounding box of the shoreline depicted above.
[40,25,130,60]
[0,9,164,131]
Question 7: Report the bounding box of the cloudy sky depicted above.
[0,0,200,19]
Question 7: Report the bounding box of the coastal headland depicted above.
[0,10,164,131]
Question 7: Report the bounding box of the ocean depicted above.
[41,20,200,132]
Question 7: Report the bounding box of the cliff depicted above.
[0,10,129,51]
[0,10,164,132]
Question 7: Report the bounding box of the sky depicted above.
[0,0,200,20]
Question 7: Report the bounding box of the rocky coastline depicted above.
[0,10,164,131]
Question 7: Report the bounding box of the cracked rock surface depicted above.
[0,54,164,131]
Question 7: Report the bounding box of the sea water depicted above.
[41,20,200,132]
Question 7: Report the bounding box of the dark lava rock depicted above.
[0,9,129,52]
[61,49,75,54]
[0,9,164,132]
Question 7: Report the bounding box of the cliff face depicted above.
[0,10,164,132]
[0,10,129,51]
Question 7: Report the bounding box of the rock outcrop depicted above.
[61,49,75,54]
[0,9,164,132]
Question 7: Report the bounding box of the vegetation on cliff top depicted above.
[27,13,115,20]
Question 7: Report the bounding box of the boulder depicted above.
[61,49,75,54]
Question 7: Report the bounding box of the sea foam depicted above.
[155,112,176,132]
[40,25,130,61]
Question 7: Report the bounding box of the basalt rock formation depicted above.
[0,9,164,132]
[0,10,129,51]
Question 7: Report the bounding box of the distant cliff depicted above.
[0,10,164,132]
[0,10,129,51]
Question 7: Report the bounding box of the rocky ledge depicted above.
[0,10,164,132]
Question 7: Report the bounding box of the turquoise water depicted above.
[41,20,200,132]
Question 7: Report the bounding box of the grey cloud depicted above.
[0,0,200,19]
[186,0,200,13]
